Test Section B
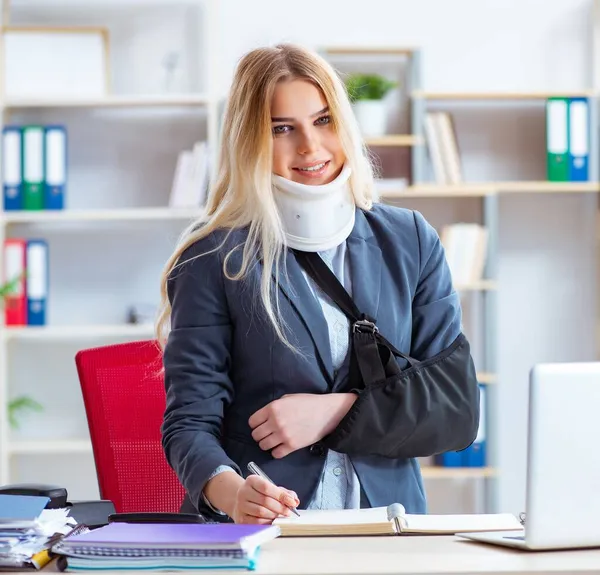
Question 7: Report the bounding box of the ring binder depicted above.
[386,502,406,533]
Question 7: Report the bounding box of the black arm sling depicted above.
[294,249,480,459]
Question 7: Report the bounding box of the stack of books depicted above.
[440,223,488,287]
[52,522,281,571]
[0,494,77,570]
[168,141,209,209]
[424,112,463,185]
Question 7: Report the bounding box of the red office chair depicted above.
[75,339,185,514]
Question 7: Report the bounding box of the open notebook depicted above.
[273,504,523,537]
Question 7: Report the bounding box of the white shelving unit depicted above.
[319,47,503,511]
[320,45,600,514]
[0,0,219,497]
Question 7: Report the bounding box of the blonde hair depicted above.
[156,43,377,348]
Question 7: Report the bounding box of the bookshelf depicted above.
[0,0,218,499]
[9,439,92,455]
[321,45,503,513]
[2,324,155,341]
[321,42,600,514]
[413,90,596,101]
[2,207,204,224]
[4,94,214,109]
[365,135,422,147]
[381,182,600,198]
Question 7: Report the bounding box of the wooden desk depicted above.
[34,535,600,575]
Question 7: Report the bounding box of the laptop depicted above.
[459,362,600,550]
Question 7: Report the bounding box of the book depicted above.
[440,223,489,286]
[56,522,280,554]
[273,504,522,537]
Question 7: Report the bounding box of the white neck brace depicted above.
[272,164,355,252]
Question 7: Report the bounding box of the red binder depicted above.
[3,239,27,325]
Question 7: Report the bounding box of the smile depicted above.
[293,161,330,174]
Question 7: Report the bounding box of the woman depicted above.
[157,44,479,525]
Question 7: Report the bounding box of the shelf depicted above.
[413,90,595,100]
[421,466,497,479]
[382,185,495,198]
[9,439,92,455]
[2,207,204,224]
[477,372,497,385]
[2,324,155,341]
[2,94,212,109]
[455,280,497,291]
[381,182,600,198]
[365,135,423,147]
[495,181,600,193]
[322,47,416,56]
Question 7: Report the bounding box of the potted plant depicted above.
[8,395,43,429]
[0,275,43,429]
[345,73,398,138]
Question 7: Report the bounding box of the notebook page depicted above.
[275,507,388,526]
[402,513,522,534]
[273,507,396,536]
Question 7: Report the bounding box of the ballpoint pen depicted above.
[247,461,301,517]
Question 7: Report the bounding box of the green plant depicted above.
[0,274,43,429]
[0,275,21,298]
[345,73,398,103]
[8,396,43,429]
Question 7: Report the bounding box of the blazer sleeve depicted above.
[161,232,241,512]
[319,209,479,459]
[410,210,462,358]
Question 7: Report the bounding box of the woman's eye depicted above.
[272,125,291,135]
[315,115,331,126]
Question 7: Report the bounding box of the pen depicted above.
[247,461,300,517]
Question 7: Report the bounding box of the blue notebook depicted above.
[0,494,49,525]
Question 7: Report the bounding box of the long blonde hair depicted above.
[156,43,377,348]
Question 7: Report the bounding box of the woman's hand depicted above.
[232,475,300,524]
[248,393,357,458]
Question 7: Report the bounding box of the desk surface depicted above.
[35,535,600,575]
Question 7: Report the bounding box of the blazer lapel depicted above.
[270,209,382,386]
[272,251,335,385]
[346,210,382,323]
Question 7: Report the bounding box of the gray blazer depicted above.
[162,204,462,518]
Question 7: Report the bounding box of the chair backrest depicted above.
[75,339,185,513]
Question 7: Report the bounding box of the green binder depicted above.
[546,97,569,182]
[22,126,45,210]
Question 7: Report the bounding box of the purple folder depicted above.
[61,522,280,553]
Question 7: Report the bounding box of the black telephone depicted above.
[0,483,207,527]
[0,483,68,508]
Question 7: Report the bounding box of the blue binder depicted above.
[465,384,486,467]
[2,126,22,210]
[26,239,48,326]
[568,97,589,182]
[44,125,67,210]
[435,451,465,467]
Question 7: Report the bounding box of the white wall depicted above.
[212,0,598,515]
[213,0,592,95]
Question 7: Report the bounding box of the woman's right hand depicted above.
[232,475,300,524]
